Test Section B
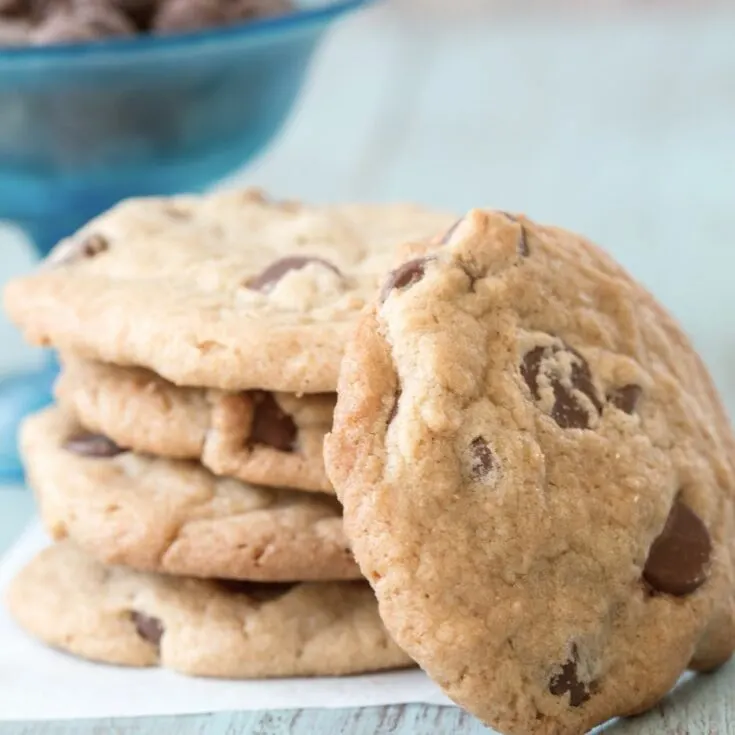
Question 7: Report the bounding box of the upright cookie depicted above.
[23,408,358,582]
[4,190,454,393]
[325,210,735,734]
[55,356,335,493]
[7,542,413,677]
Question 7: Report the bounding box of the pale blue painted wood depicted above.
[0,706,492,735]
[1,682,734,735]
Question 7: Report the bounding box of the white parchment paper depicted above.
[0,522,453,721]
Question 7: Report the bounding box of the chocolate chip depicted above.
[387,389,401,425]
[501,212,528,256]
[549,645,591,707]
[217,580,296,602]
[607,384,642,415]
[46,233,109,267]
[162,203,191,220]
[469,436,495,480]
[0,0,27,17]
[643,499,711,596]
[63,431,125,458]
[131,612,164,645]
[248,391,297,452]
[247,256,341,294]
[110,0,158,31]
[521,343,602,429]
[79,234,109,257]
[380,257,434,303]
[32,6,135,44]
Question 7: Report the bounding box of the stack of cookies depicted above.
[2,189,454,679]
[12,193,732,735]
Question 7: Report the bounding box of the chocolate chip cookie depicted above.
[4,189,454,393]
[56,356,335,493]
[7,541,413,677]
[23,408,359,582]
[325,210,735,734]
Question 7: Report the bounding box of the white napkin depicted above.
[0,522,453,721]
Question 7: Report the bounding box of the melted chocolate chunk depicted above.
[469,436,495,480]
[163,203,192,220]
[607,384,642,415]
[643,499,711,596]
[247,256,341,293]
[47,233,109,267]
[218,580,296,602]
[131,612,164,645]
[387,389,401,425]
[248,391,297,452]
[521,343,602,429]
[549,645,591,707]
[63,431,125,458]
[380,257,435,303]
[0,0,27,17]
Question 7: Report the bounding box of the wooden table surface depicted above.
[2,4,735,734]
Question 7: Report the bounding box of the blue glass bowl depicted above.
[0,0,372,481]
[0,0,371,251]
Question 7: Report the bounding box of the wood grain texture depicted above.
[0,706,490,735]
[3,682,735,735]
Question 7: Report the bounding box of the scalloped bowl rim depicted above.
[0,0,375,65]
